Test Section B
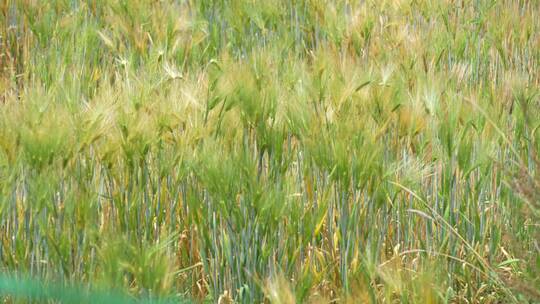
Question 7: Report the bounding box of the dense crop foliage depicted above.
[0,0,539,303]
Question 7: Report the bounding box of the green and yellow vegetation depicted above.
[0,0,539,302]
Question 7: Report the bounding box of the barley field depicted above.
[0,0,539,303]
